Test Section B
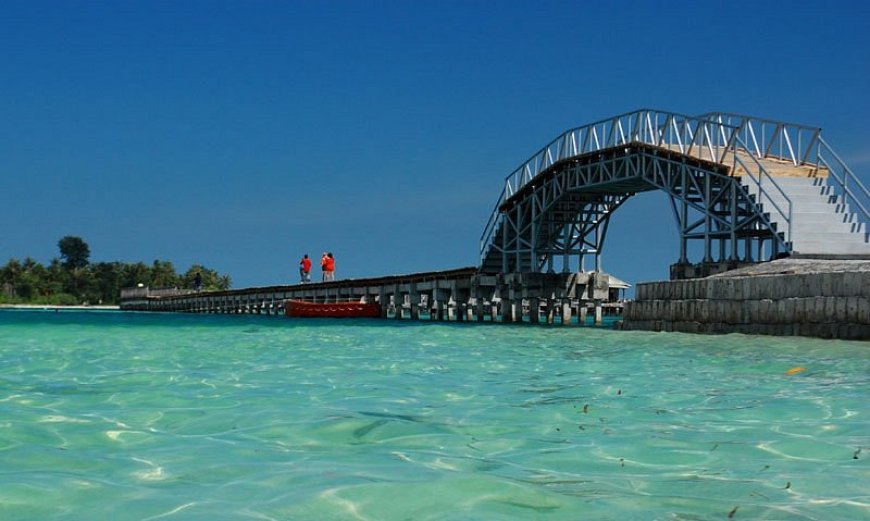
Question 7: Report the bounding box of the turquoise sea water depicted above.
[0,310,868,520]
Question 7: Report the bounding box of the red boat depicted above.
[284,299,381,318]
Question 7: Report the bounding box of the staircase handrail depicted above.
[816,136,870,224]
[702,112,869,232]
[729,136,794,248]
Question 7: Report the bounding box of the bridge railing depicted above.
[702,112,870,228]
[480,109,797,263]
[119,286,197,300]
[500,110,737,200]
[700,112,821,166]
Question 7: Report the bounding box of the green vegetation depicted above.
[0,236,231,305]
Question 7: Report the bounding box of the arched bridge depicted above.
[479,109,870,278]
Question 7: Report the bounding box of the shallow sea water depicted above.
[0,309,868,520]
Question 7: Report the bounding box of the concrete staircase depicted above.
[740,176,870,256]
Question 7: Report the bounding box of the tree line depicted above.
[0,236,231,305]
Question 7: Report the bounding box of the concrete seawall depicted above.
[622,259,870,340]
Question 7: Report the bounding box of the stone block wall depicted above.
[622,271,870,340]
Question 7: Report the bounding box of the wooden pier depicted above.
[120,268,624,325]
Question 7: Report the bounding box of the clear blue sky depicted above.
[2,0,868,289]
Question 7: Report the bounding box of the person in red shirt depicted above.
[324,252,336,281]
[299,254,312,283]
[320,252,329,281]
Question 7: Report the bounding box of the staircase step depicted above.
[791,233,869,248]
[793,244,870,255]
[738,174,870,256]
[752,194,846,206]
[790,216,863,229]
[753,183,840,194]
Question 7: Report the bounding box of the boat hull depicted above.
[284,300,381,318]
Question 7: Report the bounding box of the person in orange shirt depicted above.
[299,254,311,283]
[324,252,336,281]
[320,252,329,281]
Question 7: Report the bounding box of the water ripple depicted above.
[0,310,868,520]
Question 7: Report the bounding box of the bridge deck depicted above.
[659,145,829,178]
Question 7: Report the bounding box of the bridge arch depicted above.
[479,109,870,277]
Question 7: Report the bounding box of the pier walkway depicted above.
[120,268,622,324]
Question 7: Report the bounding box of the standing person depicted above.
[193,271,202,291]
[299,254,311,283]
[325,252,336,281]
[320,252,329,282]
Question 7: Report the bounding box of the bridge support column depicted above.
[392,284,402,319]
[408,283,420,320]
[500,297,512,322]
[452,282,465,322]
[594,299,603,326]
[432,288,449,321]
[546,298,555,325]
[513,300,523,322]
[376,286,387,318]
[529,298,540,324]
[474,294,485,322]
[400,294,410,319]
[562,299,573,325]
[500,294,513,322]
[432,299,443,321]
[387,294,398,319]
[509,276,522,322]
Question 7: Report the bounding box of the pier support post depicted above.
[511,300,522,322]
[579,303,588,325]
[432,299,443,321]
[506,275,521,322]
[392,284,403,319]
[500,298,512,322]
[561,299,573,325]
[594,299,603,325]
[377,286,387,318]
[451,283,464,322]
[499,298,509,322]
[432,288,449,321]
[529,298,540,324]
[408,283,419,320]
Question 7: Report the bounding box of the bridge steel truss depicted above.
[484,143,786,275]
[478,108,868,276]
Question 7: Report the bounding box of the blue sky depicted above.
[2,0,868,289]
